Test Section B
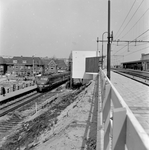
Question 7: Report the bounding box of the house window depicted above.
[49,60,55,67]
[22,60,27,64]
[13,60,17,63]
[20,66,24,69]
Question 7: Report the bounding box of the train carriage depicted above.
[36,72,70,92]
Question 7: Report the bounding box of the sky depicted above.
[0,0,149,61]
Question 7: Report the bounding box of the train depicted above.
[35,72,70,92]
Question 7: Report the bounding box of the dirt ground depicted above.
[34,80,97,150]
[0,80,97,150]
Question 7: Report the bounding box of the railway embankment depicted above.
[0,80,97,150]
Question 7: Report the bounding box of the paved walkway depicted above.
[111,71,149,136]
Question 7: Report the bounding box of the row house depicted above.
[42,58,68,74]
[0,57,7,75]
[1,56,44,76]
[0,56,68,75]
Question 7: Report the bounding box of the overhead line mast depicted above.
[107,0,113,79]
[107,0,111,79]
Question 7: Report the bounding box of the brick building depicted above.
[0,57,7,75]
[1,56,44,76]
[0,56,68,75]
[43,58,68,74]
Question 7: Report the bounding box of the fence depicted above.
[97,69,149,150]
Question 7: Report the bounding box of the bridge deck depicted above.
[111,71,149,136]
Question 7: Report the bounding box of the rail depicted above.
[97,69,149,150]
[113,69,149,80]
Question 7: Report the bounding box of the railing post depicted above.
[102,82,111,150]
[99,69,149,150]
[112,108,126,150]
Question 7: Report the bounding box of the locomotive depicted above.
[35,72,70,92]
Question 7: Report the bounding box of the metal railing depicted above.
[97,68,149,150]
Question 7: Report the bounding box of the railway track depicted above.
[112,69,149,86]
[0,91,40,116]
[0,114,22,140]
[0,82,89,149]
[0,84,66,145]
[0,91,43,142]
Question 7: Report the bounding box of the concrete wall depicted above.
[141,53,149,60]
[72,51,96,79]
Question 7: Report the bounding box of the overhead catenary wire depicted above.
[120,8,149,39]
[114,0,137,39]
[116,0,145,39]
[139,34,149,40]
[112,42,148,47]
[124,45,149,56]
[113,28,149,55]
[135,29,149,39]
[112,43,127,46]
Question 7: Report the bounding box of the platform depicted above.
[0,85,37,102]
[111,71,149,136]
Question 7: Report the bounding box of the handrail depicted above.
[97,68,149,150]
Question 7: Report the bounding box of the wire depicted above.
[139,34,149,40]
[113,28,149,55]
[112,43,127,46]
[120,8,149,39]
[116,0,145,39]
[135,29,149,39]
[114,0,137,39]
[112,42,148,47]
[124,45,149,56]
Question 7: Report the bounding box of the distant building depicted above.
[0,56,68,75]
[141,53,149,60]
[111,55,124,68]
[121,53,149,71]
[103,55,123,69]
[2,56,44,76]
[42,58,68,74]
[141,53,149,71]
[0,57,7,75]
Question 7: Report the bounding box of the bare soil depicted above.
[0,83,89,150]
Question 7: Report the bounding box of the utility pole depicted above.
[97,37,99,57]
[107,0,111,79]
[102,32,108,69]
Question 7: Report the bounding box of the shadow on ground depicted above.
[81,80,98,150]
